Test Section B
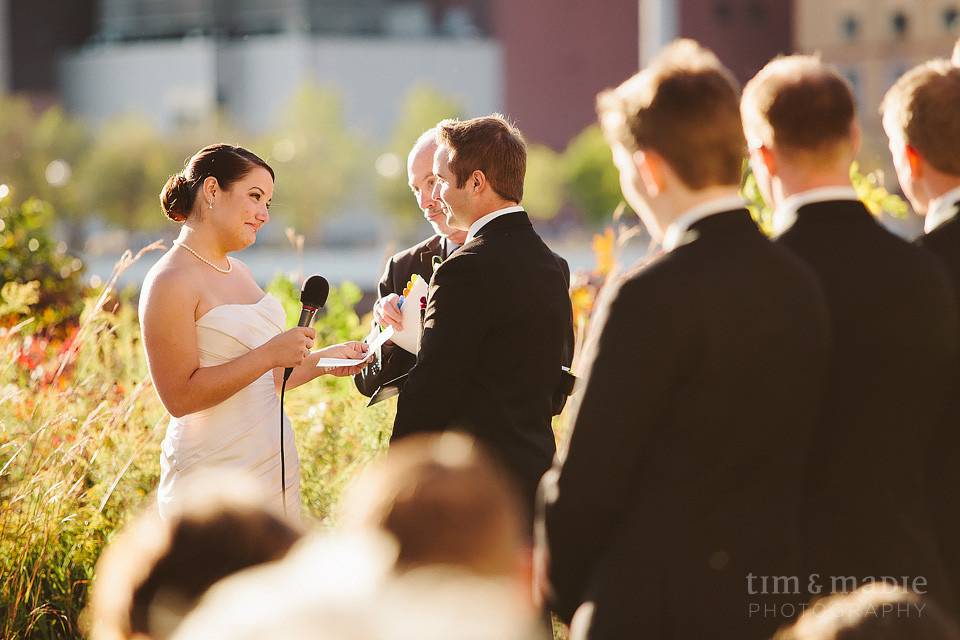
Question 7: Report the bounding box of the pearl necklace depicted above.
[173,240,232,273]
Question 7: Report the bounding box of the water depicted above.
[84,236,650,295]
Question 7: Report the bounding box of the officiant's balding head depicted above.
[408,127,466,244]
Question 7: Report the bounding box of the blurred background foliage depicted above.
[0,84,630,249]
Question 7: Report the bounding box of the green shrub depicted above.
[0,197,86,332]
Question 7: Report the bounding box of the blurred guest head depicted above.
[773,583,960,640]
[171,532,393,640]
[339,432,526,581]
[89,472,302,640]
[159,144,274,252]
[408,127,467,244]
[432,115,526,231]
[881,59,960,216]
[741,55,859,209]
[597,39,745,242]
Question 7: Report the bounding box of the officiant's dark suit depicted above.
[392,208,573,518]
[353,235,446,397]
[777,199,957,604]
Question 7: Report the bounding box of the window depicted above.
[714,1,733,22]
[746,1,766,24]
[944,6,959,30]
[891,10,909,38]
[842,15,860,40]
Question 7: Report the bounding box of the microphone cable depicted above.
[280,375,289,516]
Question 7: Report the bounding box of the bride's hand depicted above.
[317,341,372,377]
[263,327,316,368]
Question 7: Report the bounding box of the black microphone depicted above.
[283,275,329,382]
[279,274,329,515]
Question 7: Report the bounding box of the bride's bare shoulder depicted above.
[140,250,200,314]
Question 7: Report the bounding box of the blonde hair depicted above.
[596,38,745,189]
[881,58,960,176]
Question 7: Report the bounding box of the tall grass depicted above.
[0,244,392,638]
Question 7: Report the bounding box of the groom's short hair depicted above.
[339,432,524,577]
[597,38,745,189]
[435,114,526,203]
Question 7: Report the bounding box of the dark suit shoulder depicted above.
[387,234,443,267]
[920,216,960,255]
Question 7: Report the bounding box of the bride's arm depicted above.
[272,341,370,392]
[141,269,312,417]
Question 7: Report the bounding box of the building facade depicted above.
[795,0,960,162]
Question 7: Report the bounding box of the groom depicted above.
[392,115,573,522]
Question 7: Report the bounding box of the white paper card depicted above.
[392,276,428,355]
[315,327,393,368]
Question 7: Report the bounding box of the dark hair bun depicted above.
[160,173,191,223]
[159,144,274,224]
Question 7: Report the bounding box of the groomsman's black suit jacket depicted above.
[542,209,830,640]
[777,199,958,608]
[392,211,574,518]
[354,235,446,397]
[916,200,960,615]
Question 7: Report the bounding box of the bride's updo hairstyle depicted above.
[160,144,274,223]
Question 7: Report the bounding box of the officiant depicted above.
[353,127,467,398]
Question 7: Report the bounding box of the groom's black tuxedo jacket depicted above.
[542,209,830,640]
[917,203,960,615]
[354,235,445,397]
[392,211,573,517]
[777,200,957,607]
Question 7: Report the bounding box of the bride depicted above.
[139,143,368,520]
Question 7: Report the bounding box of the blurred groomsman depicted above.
[883,59,960,614]
[539,40,830,639]
[392,115,574,523]
[354,128,468,397]
[742,55,957,607]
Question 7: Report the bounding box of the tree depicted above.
[258,84,365,235]
[74,116,175,232]
[562,124,627,226]
[0,98,91,238]
[376,85,463,227]
[523,144,564,220]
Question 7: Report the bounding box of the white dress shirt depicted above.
[661,194,747,252]
[464,205,525,244]
[772,185,860,237]
[924,184,960,234]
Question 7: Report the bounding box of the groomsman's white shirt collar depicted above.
[662,194,746,252]
[772,185,859,236]
[465,205,525,244]
[924,185,960,234]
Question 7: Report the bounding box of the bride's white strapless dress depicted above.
[157,293,301,519]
